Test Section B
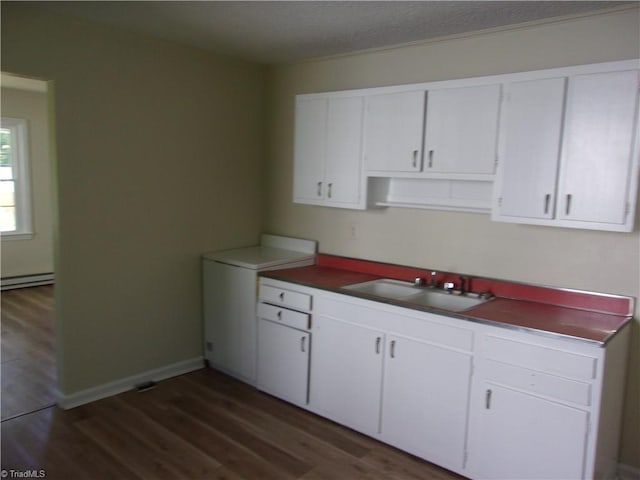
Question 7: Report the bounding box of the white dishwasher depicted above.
[202,234,316,384]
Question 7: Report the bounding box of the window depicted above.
[1,117,32,238]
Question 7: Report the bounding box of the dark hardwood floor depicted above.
[1,286,465,479]
[2,369,465,479]
[1,285,57,420]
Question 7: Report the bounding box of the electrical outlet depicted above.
[350,222,359,240]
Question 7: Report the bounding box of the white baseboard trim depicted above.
[619,464,640,480]
[56,356,204,410]
[1,273,54,290]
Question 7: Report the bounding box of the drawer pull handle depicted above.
[428,150,434,168]
[390,340,396,358]
[375,336,381,354]
[300,336,306,352]
[412,150,418,168]
[486,389,492,409]
[277,310,282,319]
[317,181,322,197]
[544,194,551,214]
[328,183,333,198]
[279,292,284,301]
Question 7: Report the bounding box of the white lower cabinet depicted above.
[257,319,310,407]
[469,382,589,479]
[309,293,475,474]
[380,335,473,469]
[256,279,313,407]
[258,279,630,480]
[466,326,630,480]
[309,314,384,436]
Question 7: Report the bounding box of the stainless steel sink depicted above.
[343,278,422,299]
[343,278,491,312]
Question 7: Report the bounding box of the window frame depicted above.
[1,117,33,240]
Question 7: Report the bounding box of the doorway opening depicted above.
[1,72,57,420]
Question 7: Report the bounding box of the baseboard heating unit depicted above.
[1,273,55,290]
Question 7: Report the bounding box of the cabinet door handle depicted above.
[544,194,551,215]
[301,336,306,352]
[390,340,396,358]
[485,389,492,409]
[412,150,418,168]
[375,336,381,354]
[428,150,434,168]
[279,292,284,301]
[277,310,282,320]
[317,181,322,197]
[328,183,333,199]
[565,194,572,215]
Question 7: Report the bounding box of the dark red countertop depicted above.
[260,255,634,345]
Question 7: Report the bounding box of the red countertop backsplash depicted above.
[260,254,634,345]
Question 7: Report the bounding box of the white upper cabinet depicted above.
[493,77,566,220]
[424,84,501,176]
[557,70,639,227]
[363,90,426,173]
[494,66,640,232]
[325,96,365,205]
[292,60,639,228]
[293,97,327,203]
[293,95,365,209]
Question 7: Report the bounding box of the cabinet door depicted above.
[424,84,501,175]
[381,335,472,469]
[364,90,425,172]
[257,319,310,407]
[325,96,364,206]
[469,383,589,479]
[494,78,566,220]
[293,97,327,203]
[558,70,640,226]
[203,261,257,383]
[309,315,384,436]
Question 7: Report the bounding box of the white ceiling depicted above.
[34,1,633,64]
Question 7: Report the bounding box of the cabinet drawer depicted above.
[485,336,597,381]
[259,284,312,311]
[257,302,310,330]
[485,359,592,406]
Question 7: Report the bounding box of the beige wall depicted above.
[1,86,54,277]
[1,4,265,393]
[264,7,640,467]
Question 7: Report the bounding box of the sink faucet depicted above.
[459,276,467,295]
[443,281,455,293]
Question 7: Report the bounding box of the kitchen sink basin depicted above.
[343,278,491,312]
[343,278,421,299]
[404,289,489,311]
